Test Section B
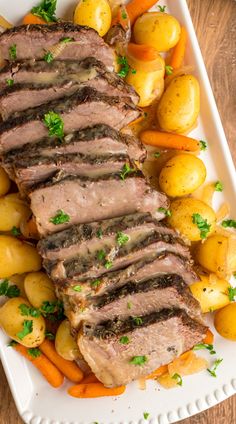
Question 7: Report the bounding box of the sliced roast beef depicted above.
[30,173,169,236]
[0,87,140,152]
[0,23,114,68]
[79,308,207,387]
[0,58,139,120]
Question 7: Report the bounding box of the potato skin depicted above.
[157,75,200,134]
[0,297,45,347]
[0,193,31,232]
[159,154,206,197]
[190,275,230,313]
[24,272,56,309]
[133,12,181,52]
[0,167,10,197]
[167,198,216,241]
[126,67,164,107]
[0,236,41,278]
[214,304,236,340]
[195,235,228,277]
[55,320,81,361]
[74,0,112,36]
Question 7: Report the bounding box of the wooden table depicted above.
[0,0,235,423]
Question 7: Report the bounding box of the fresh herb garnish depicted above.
[116,231,129,247]
[60,37,75,43]
[9,44,17,60]
[41,300,64,320]
[228,287,236,301]
[28,348,41,358]
[158,5,166,12]
[19,304,41,318]
[16,320,33,340]
[6,79,14,86]
[158,207,172,217]
[31,0,58,22]
[90,279,101,289]
[133,316,143,326]
[192,213,211,239]
[222,219,236,229]
[11,226,21,237]
[143,412,150,420]
[119,336,130,344]
[97,250,106,261]
[121,10,127,19]
[49,209,70,225]
[43,111,64,139]
[165,65,173,75]
[96,228,103,239]
[117,56,130,78]
[119,163,136,180]
[207,358,223,377]
[8,340,18,347]
[129,355,148,366]
[105,260,113,270]
[73,285,82,292]
[131,69,137,74]
[193,343,216,355]
[0,279,20,298]
[41,300,58,314]
[215,181,223,192]
[127,301,132,309]
[199,140,207,151]
[172,373,183,386]
[43,51,54,63]
[154,152,161,158]
[45,331,55,340]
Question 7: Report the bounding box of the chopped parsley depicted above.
[199,140,207,151]
[90,279,102,289]
[45,331,55,340]
[96,228,103,239]
[97,250,106,261]
[143,412,150,420]
[49,209,70,225]
[43,111,64,139]
[11,226,21,237]
[154,152,161,158]
[116,231,129,247]
[133,316,143,326]
[192,213,211,239]
[6,79,14,86]
[19,304,41,318]
[60,37,75,43]
[31,0,58,22]
[215,181,223,192]
[222,219,236,229]
[73,285,82,292]
[158,207,172,217]
[121,10,127,19]
[193,343,216,355]
[0,279,20,298]
[9,44,17,60]
[16,320,33,340]
[165,65,173,75]
[158,5,166,12]
[129,355,148,366]
[117,56,130,78]
[44,51,54,63]
[207,358,223,377]
[119,336,130,344]
[105,260,113,270]
[119,163,136,180]
[172,373,183,386]
[41,300,64,320]
[228,287,236,301]
[131,69,137,74]
[127,301,132,309]
[28,348,41,358]
[41,300,58,314]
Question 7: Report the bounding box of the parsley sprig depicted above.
[116,231,129,246]
[192,213,211,239]
[43,111,64,139]
[199,140,207,151]
[207,358,223,377]
[129,355,147,366]
[158,5,166,12]
[119,163,136,180]
[0,279,20,298]
[222,219,236,229]
[11,226,21,237]
[9,44,17,60]
[158,207,172,217]
[172,373,183,386]
[193,343,216,355]
[19,303,41,318]
[165,65,173,75]
[215,181,223,192]
[49,209,70,225]
[31,0,58,22]
[16,320,33,340]
[28,348,41,358]
[44,51,54,63]
[117,56,136,78]
[228,286,236,301]
[119,336,130,344]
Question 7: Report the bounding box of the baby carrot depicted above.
[22,13,47,25]
[13,343,64,388]
[113,0,158,27]
[203,329,214,345]
[169,26,188,70]
[140,130,200,152]
[39,339,84,383]
[68,383,126,398]
[128,43,159,62]
[81,373,100,384]
[145,364,168,379]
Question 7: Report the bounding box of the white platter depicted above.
[0,0,236,423]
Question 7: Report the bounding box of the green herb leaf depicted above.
[129,355,148,366]
[199,140,207,151]
[119,336,130,344]
[16,320,33,340]
[207,358,223,377]
[158,207,172,217]
[121,10,127,19]
[193,343,216,355]
[45,331,55,340]
[44,51,54,63]
[97,250,106,261]
[31,0,58,22]
[133,316,143,326]
[117,56,130,78]
[228,286,236,301]
[143,412,150,420]
[214,181,223,192]
[154,152,161,158]
[73,285,82,292]
[0,279,20,298]
[6,79,14,86]
[11,226,21,237]
[222,219,236,229]
[192,213,211,239]
[96,228,103,239]
[131,69,137,74]
[105,260,113,270]
[119,163,136,180]
[172,373,183,386]
[19,304,41,318]
[41,300,58,314]
[60,37,75,43]
[43,111,64,139]
[28,348,41,358]
[8,340,18,347]
[165,65,173,75]
[9,44,17,60]
[127,301,132,309]
[49,209,70,225]
[158,5,166,12]
[116,231,130,247]
[90,279,102,289]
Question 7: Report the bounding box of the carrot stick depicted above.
[140,130,200,152]
[13,344,64,388]
[169,26,187,70]
[68,383,126,398]
[128,43,159,62]
[81,374,100,384]
[22,13,47,25]
[203,329,214,345]
[39,339,84,383]
[145,365,168,380]
[113,0,158,27]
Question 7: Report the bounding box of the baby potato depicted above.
[214,303,236,340]
[157,75,200,134]
[126,67,165,107]
[10,274,27,298]
[74,0,112,37]
[0,167,10,197]
[133,12,181,52]
[159,154,206,197]
[0,297,45,347]
[55,319,81,361]
[190,275,230,313]
[0,236,41,278]
[168,198,216,241]
[0,193,31,232]
[24,272,56,309]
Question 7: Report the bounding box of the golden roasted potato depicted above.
[190,274,230,313]
[0,167,10,197]
[74,0,112,36]
[0,193,31,232]
[24,272,56,309]
[126,68,164,107]
[55,320,81,361]
[214,303,236,340]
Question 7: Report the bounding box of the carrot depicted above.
[128,43,159,62]
[140,130,200,152]
[39,339,84,383]
[113,0,158,27]
[169,26,188,70]
[22,13,47,25]
[13,343,64,388]
[68,383,126,398]
[81,373,100,384]
[145,365,168,380]
[203,329,214,345]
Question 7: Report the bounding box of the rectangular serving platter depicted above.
[0,1,236,423]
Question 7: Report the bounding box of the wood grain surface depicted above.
[0,0,235,423]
